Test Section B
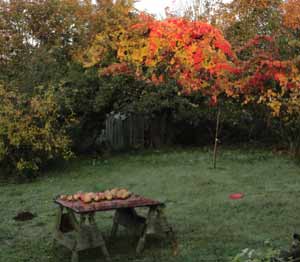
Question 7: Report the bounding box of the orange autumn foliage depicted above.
[82,10,300,116]
[115,15,238,104]
[235,36,300,117]
[282,0,300,30]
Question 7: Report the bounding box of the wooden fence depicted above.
[103,112,145,150]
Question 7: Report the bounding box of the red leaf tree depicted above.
[93,15,238,167]
[115,14,238,105]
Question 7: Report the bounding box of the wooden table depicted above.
[53,195,176,262]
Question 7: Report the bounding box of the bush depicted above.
[0,83,75,176]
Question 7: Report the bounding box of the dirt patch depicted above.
[13,211,36,221]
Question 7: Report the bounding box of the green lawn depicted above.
[1,148,300,262]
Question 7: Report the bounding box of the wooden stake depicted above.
[213,107,221,169]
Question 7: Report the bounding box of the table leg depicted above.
[68,211,81,262]
[100,241,111,261]
[88,213,111,261]
[88,213,96,226]
[68,210,81,231]
[55,206,64,231]
[136,206,157,254]
[80,214,87,226]
[136,205,178,255]
[157,206,178,255]
[111,210,119,239]
[71,250,79,262]
[53,206,64,247]
[111,208,146,237]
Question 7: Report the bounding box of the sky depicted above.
[135,0,179,18]
[134,0,231,18]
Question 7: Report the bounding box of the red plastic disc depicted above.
[229,193,244,200]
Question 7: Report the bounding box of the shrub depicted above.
[0,83,75,176]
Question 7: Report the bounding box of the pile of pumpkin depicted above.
[59,188,132,204]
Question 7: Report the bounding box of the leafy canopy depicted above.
[85,15,237,105]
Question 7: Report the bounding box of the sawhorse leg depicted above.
[136,205,178,255]
[87,213,111,261]
[53,207,111,262]
[136,206,157,254]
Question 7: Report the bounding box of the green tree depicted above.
[216,0,283,48]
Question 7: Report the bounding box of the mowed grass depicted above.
[1,148,300,262]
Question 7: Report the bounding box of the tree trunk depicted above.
[213,107,221,169]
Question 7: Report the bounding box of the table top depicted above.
[54,195,163,214]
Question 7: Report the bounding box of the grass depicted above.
[1,147,300,262]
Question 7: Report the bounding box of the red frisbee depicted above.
[229,193,244,200]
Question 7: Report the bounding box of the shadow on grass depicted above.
[52,232,174,262]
